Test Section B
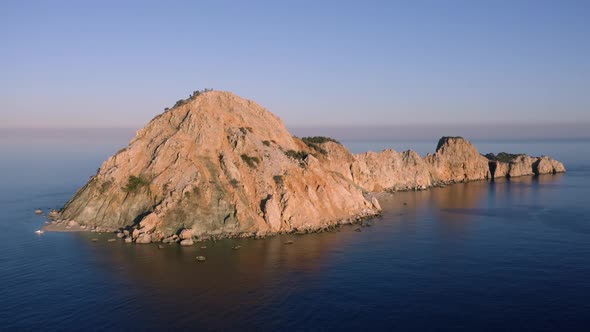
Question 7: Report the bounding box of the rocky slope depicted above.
[52,91,565,243]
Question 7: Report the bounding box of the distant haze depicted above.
[1,1,589,138]
[291,123,590,141]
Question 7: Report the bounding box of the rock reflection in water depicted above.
[75,174,565,330]
[76,230,360,329]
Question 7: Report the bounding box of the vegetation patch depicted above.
[190,88,213,99]
[173,99,188,108]
[301,136,341,145]
[262,140,271,147]
[273,175,284,186]
[301,136,341,155]
[306,143,327,155]
[285,150,308,161]
[169,88,214,109]
[229,179,240,188]
[239,127,254,135]
[241,154,260,168]
[100,180,113,193]
[192,186,201,196]
[123,175,150,193]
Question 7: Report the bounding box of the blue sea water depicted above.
[0,129,589,331]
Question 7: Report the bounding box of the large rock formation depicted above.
[58,91,379,241]
[54,91,565,242]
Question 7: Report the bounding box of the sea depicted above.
[0,129,589,331]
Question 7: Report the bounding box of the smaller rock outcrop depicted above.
[426,137,491,183]
[485,152,566,179]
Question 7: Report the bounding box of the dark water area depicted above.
[1,129,589,331]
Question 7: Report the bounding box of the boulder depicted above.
[135,233,152,244]
[48,210,60,219]
[179,228,193,240]
[180,239,194,246]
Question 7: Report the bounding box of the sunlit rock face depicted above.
[59,91,378,240]
[426,137,492,183]
[57,92,565,242]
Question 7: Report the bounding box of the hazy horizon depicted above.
[2,1,589,130]
[2,123,589,142]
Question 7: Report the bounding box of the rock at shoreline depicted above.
[34,209,44,215]
[54,91,565,242]
[135,233,152,244]
[370,197,381,211]
[179,229,193,240]
[180,239,194,246]
[48,210,59,219]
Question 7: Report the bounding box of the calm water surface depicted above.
[1,130,589,331]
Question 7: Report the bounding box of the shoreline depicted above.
[41,172,564,243]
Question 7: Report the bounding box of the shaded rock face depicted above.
[58,92,565,242]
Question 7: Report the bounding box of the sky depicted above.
[1,0,589,137]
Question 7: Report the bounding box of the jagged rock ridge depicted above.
[54,91,565,243]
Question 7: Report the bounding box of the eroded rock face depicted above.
[426,137,491,183]
[59,91,378,241]
[351,150,432,191]
[56,91,565,242]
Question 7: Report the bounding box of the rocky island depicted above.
[46,90,566,243]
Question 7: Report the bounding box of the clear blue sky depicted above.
[1,0,589,130]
